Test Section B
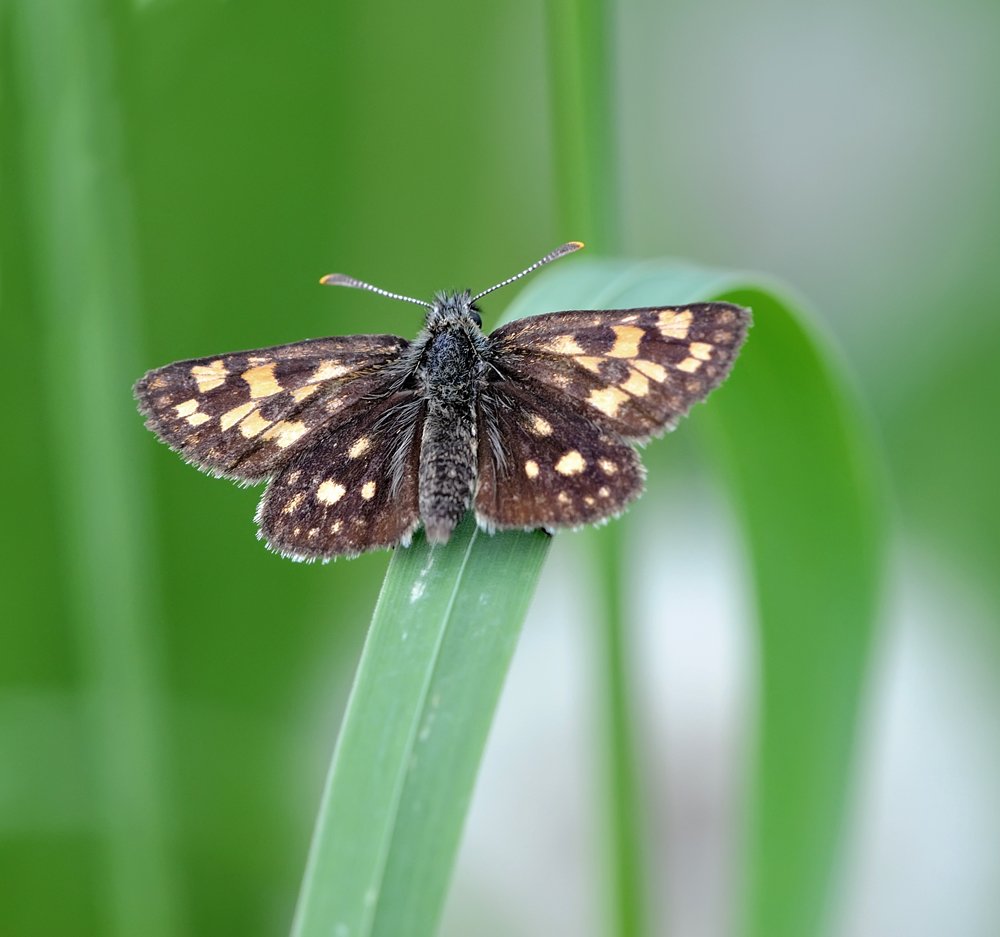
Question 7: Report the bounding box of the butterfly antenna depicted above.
[471,241,584,303]
[319,273,434,310]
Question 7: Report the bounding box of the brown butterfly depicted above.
[134,242,750,560]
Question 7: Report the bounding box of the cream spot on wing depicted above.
[348,436,371,459]
[675,357,702,373]
[242,362,282,398]
[557,491,571,504]
[689,341,713,361]
[311,360,349,382]
[584,495,595,506]
[191,359,226,392]
[361,481,376,500]
[330,520,343,534]
[632,359,667,382]
[621,314,639,323]
[713,329,734,344]
[174,398,199,418]
[574,355,603,374]
[587,386,630,417]
[599,486,611,498]
[283,493,303,514]
[187,411,211,427]
[657,309,692,339]
[292,383,321,403]
[598,458,618,475]
[620,370,650,397]
[607,325,644,359]
[543,335,585,355]
[717,309,736,325]
[528,415,552,436]
[239,409,272,437]
[316,480,346,504]
[555,450,586,476]
[524,459,540,479]
[220,401,256,430]
[286,470,301,484]
[551,373,571,388]
[308,527,319,539]
[262,420,308,448]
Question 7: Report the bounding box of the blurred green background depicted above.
[3,1,998,936]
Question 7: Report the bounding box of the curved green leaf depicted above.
[290,258,887,937]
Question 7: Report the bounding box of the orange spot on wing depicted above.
[242,363,282,399]
[607,325,644,359]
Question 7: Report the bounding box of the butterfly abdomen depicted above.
[415,324,486,543]
[418,400,478,543]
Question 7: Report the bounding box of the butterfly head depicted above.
[427,290,483,331]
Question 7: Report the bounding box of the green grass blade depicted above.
[10,1,178,934]
[545,0,645,930]
[594,519,648,937]
[545,0,618,250]
[290,517,549,937]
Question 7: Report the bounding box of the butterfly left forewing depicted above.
[488,303,750,440]
[134,334,408,481]
[475,381,644,531]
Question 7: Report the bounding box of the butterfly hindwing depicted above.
[487,303,750,440]
[256,390,423,560]
[134,334,408,481]
[475,381,644,531]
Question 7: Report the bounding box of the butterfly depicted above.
[134,242,750,561]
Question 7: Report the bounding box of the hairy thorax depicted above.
[419,328,482,405]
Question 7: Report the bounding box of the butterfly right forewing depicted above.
[488,303,750,441]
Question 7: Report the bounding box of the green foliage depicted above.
[5,1,991,936]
